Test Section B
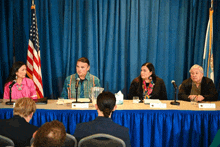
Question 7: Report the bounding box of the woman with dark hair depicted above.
[74,91,131,147]
[3,61,37,99]
[128,62,167,100]
[61,57,100,99]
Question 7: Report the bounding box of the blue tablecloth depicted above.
[0,108,220,147]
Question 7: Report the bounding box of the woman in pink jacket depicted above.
[4,61,37,100]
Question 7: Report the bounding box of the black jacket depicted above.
[74,116,131,147]
[0,115,38,147]
[128,76,167,100]
[178,77,218,101]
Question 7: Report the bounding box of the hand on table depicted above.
[188,95,204,102]
[196,95,204,101]
[188,95,197,101]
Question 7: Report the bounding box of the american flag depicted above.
[27,4,44,98]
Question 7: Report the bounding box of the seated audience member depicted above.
[32,120,66,147]
[210,129,220,147]
[178,64,218,102]
[61,57,100,99]
[128,62,167,100]
[0,98,38,147]
[4,61,37,100]
[74,91,131,147]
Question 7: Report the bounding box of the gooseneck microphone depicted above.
[75,78,80,102]
[6,80,16,105]
[75,78,80,88]
[170,80,180,105]
[9,80,16,88]
[171,80,178,89]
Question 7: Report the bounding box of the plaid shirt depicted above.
[61,72,100,99]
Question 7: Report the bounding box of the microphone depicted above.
[9,80,16,88]
[75,78,80,89]
[171,80,177,89]
[74,78,80,103]
[170,80,180,105]
[6,80,16,105]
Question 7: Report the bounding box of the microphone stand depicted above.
[75,86,78,103]
[71,79,90,108]
[6,84,15,105]
[139,97,143,103]
[170,87,180,105]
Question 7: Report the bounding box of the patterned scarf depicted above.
[142,80,154,99]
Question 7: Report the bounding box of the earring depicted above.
[148,76,152,80]
[15,75,17,79]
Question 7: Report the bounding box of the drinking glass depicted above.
[90,87,104,106]
[58,97,64,105]
[191,97,198,105]
[133,96,139,103]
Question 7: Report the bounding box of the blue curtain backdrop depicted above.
[0,0,220,99]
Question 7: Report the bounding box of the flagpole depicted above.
[207,0,214,77]
[211,0,213,9]
[202,0,214,82]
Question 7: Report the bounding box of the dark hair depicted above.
[141,62,156,82]
[136,62,157,97]
[33,120,66,147]
[77,57,90,66]
[5,61,26,85]
[97,91,116,118]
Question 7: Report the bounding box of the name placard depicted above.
[144,99,161,104]
[72,103,89,108]
[150,103,167,108]
[199,103,216,109]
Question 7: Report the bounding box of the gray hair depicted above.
[189,64,204,74]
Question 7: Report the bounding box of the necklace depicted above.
[16,84,23,91]
[143,80,154,99]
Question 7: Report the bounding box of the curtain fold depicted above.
[0,0,219,100]
[0,0,14,94]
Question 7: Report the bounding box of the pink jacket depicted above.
[4,77,37,100]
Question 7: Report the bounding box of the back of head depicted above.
[13,97,36,118]
[97,91,116,118]
[5,61,26,84]
[33,120,66,147]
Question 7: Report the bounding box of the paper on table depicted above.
[144,99,161,104]
[57,98,90,104]
[71,98,91,103]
